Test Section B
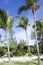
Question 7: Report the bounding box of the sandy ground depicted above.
[0,56,43,62]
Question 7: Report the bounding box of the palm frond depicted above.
[21,17,28,21]
[14,16,20,19]
[18,0,39,14]
[7,17,14,28]
[0,9,14,30]
[18,5,29,14]
[16,24,22,29]
[16,16,30,30]
[0,9,9,30]
[26,0,38,4]
[33,20,43,30]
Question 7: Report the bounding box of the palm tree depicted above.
[16,16,30,53]
[0,9,14,62]
[18,0,41,65]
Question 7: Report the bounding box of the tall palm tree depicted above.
[0,9,14,62]
[18,0,41,65]
[16,16,30,53]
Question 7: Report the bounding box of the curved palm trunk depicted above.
[6,27,10,62]
[33,10,41,65]
[25,29,30,54]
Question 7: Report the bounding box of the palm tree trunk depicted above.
[40,30,43,43]
[33,10,41,65]
[25,29,30,54]
[6,27,10,62]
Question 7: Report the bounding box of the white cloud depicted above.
[15,30,26,42]
[15,26,35,45]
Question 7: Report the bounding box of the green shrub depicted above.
[0,46,6,57]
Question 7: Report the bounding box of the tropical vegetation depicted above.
[0,0,43,65]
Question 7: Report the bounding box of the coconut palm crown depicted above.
[16,16,30,30]
[0,9,14,31]
[18,0,40,14]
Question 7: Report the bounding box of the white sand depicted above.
[0,56,43,62]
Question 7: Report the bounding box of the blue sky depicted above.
[0,0,43,45]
